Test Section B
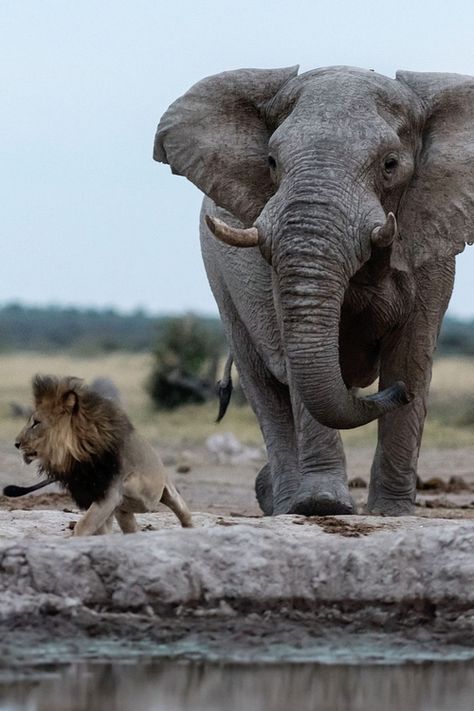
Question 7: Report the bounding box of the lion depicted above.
[12,375,193,535]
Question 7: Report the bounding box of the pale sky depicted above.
[1,0,473,316]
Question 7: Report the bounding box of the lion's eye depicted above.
[32,420,40,428]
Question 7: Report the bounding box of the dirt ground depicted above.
[1,439,473,520]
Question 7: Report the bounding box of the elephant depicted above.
[154,65,474,516]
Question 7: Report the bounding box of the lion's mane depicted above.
[33,375,133,509]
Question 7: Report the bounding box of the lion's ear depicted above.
[60,376,84,415]
[63,390,79,415]
[32,375,56,405]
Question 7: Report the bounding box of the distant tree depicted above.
[147,314,226,409]
[0,303,472,361]
[438,317,474,356]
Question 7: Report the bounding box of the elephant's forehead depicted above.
[267,68,420,151]
[273,66,416,119]
[306,72,411,111]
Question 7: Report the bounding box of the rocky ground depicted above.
[1,439,474,668]
[2,438,474,518]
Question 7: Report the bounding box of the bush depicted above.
[147,314,226,410]
[428,392,474,428]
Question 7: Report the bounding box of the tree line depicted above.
[1,303,472,410]
[0,303,472,356]
[0,303,225,355]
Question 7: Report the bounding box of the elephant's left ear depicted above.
[154,66,299,225]
[396,70,474,267]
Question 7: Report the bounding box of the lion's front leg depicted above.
[73,484,122,536]
[95,515,114,535]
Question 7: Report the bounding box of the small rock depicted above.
[175,450,195,473]
[205,432,264,465]
[176,463,191,474]
[447,475,469,493]
[218,600,237,616]
[349,477,367,489]
[422,477,447,491]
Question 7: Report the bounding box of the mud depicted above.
[3,610,474,669]
[291,516,382,537]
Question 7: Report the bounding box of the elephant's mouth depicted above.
[339,272,389,390]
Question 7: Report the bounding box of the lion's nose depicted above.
[14,441,20,449]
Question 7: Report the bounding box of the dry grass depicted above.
[343,357,474,448]
[0,352,472,448]
[0,352,260,447]
[429,357,474,395]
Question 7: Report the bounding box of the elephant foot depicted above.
[289,477,355,516]
[255,463,273,515]
[368,477,416,516]
[367,497,415,516]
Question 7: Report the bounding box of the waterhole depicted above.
[2,659,474,711]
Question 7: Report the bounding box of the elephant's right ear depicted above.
[154,66,299,225]
[396,70,474,267]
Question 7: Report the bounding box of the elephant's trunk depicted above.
[275,206,410,429]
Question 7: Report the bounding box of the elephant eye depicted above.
[268,155,277,170]
[383,155,399,176]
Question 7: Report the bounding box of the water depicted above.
[1,660,474,711]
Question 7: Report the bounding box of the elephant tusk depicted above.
[205,215,260,248]
[371,212,398,248]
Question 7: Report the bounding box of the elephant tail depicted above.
[3,479,55,498]
[215,353,233,423]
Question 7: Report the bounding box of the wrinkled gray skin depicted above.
[155,66,474,516]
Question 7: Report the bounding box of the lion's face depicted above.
[15,411,50,464]
[14,375,86,471]
[15,411,46,464]
[14,374,131,475]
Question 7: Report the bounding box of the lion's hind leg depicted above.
[161,483,193,527]
[115,509,138,534]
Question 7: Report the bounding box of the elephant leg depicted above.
[368,397,426,516]
[235,345,299,515]
[201,235,299,515]
[213,301,298,515]
[368,263,455,516]
[289,395,354,515]
[255,463,273,515]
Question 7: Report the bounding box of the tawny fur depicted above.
[15,375,193,536]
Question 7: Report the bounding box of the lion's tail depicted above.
[3,479,54,498]
[215,353,233,423]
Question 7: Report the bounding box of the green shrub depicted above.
[147,314,226,410]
